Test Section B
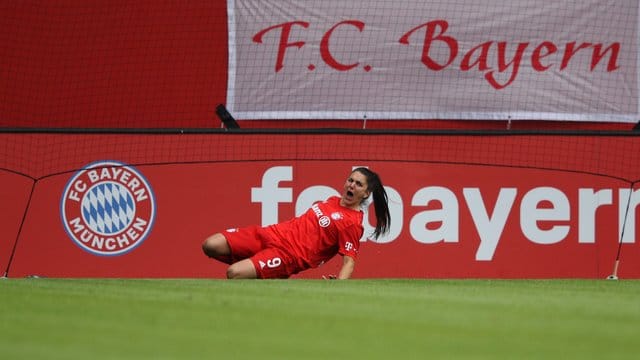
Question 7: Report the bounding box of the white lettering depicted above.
[82,166,149,201]
[464,188,517,261]
[252,166,637,262]
[69,217,84,233]
[111,167,122,179]
[73,180,87,193]
[116,233,130,247]
[126,228,140,241]
[80,229,93,243]
[68,190,81,202]
[87,170,99,183]
[133,188,148,202]
[578,188,612,243]
[100,167,111,180]
[132,217,147,231]
[521,187,570,244]
[311,203,323,217]
[410,186,458,244]
[251,166,293,226]
[92,235,104,249]
[105,237,116,250]
[129,178,141,192]
[120,170,131,183]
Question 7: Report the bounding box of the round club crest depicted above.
[60,161,156,256]
[318,215,331,227]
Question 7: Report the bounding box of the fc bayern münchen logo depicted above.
[60,161,156,256]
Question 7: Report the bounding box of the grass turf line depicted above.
[1,279,639,359]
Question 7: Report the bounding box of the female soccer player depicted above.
[202,167,391,279]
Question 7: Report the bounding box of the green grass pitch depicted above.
[1,278,639,359]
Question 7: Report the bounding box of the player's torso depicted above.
[269,197,363,263]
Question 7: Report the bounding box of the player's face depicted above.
[341,170,370,209]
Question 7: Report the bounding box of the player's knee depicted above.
[226,264,242,279]
[226,261,256,279]
[201,237,214,257]
[202,233,224,257]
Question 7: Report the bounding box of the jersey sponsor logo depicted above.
[311,203,324,217]
[318,215,331,227]
[345,242,355,252]
[60,161,156,256]
[311,203,332,227]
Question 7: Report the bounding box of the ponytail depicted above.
[353,167,391,240]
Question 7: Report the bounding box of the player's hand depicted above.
[322,274,337,280]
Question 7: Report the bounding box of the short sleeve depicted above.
[338,223,362,259]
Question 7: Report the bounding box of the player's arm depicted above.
[333,223,361,279]
[337,255,356,279]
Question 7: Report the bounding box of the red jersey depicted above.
[264,196,363,269]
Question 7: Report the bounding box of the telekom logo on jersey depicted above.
[251,166,639,261]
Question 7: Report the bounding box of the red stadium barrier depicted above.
[2,132,639,279]
[0,172,33,276]
[2,2,639,279]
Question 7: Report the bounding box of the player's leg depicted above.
[202,233,233,264]
[202,225,266,265]
[226,258,258,279]
[241,248,298,279]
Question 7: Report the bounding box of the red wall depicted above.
[0,1,635,131]
[0,1,228,128]
[2,132,639,279]
[0,172,33,276]
[1,2,638,278]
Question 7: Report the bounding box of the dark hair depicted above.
[353,167,391,240]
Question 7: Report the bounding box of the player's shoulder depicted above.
[327,195,341,203]
[318,195,339,207]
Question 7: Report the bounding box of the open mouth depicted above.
[346,190,354,197]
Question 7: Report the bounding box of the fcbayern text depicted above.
[251,166,639,261]
[253,19,621,90]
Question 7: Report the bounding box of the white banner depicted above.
[227,0,639,122]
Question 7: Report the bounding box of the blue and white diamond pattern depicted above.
[82,182,135,235]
